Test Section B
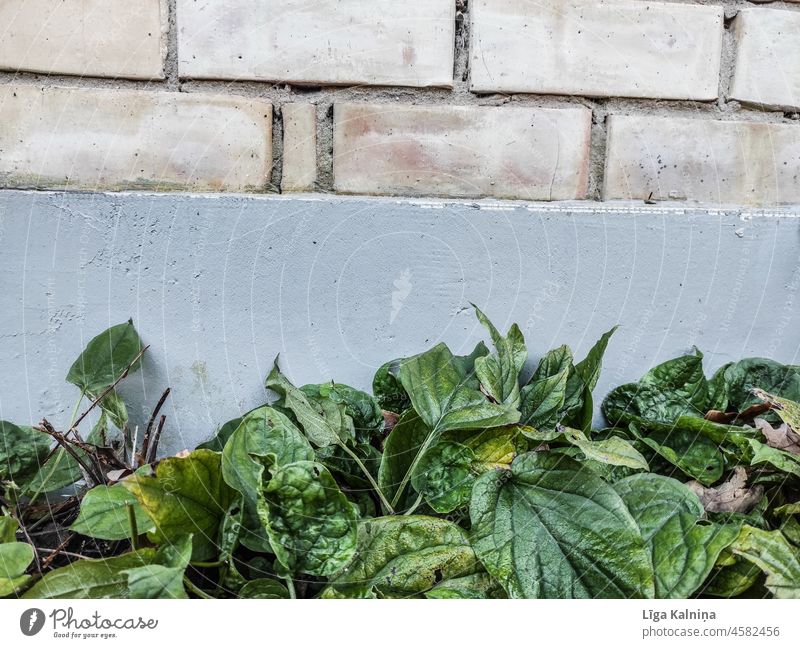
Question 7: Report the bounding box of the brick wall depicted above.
[0,0,798,206]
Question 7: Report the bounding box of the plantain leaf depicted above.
[123,450,235,561]
[378,410,430,510]
[70,484,155,541]
[470,452,654,598]
[262,461,357,577]
[473,305,527,407]
[614,474,739,598]
[266,361,354,447]
[730,526,800,598]
[323,516,481,598]
[66,320,143,394]
[0,421,50,485]
[563,426,649,471]
[238,579,289,599]
[23,549,157,599]
[221,406,314,551]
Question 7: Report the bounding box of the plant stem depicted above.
[390,430,438,509]
[190,560,224,568]
[403,493,424,516]
[68,390,85,429]
[338,442,395,515]
[127,504,139,550]
[184,576,214,599]
[284,577,296,599]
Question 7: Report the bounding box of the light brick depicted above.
[333,103,592,200]
[604,115,800,206]
[0,85,272,192]
[178,0,454,87]
[0,0,166,80]
[470,0,723,100]
[730,8,800,112]
[281,104,317,192]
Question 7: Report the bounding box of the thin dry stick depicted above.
[137,388,170,466]
[71,345,149,432]
[39,419,102,485]
[147,414,167,465]
[40,532,75,569]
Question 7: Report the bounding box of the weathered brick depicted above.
[0,85,272,192]
[333,103,592,200]
[470,0,723,100]
[0,0,166,79]
[604,115,800,205]
[281,104,317,192]
[178,0,455,88]
[730,8,800,111]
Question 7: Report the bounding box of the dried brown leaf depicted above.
[686,466,764,514]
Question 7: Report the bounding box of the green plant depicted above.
[1,308,799,599]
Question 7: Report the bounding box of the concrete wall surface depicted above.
[1,190,798,454]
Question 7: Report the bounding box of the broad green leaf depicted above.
[0,517,17,544]
[614,474,739,598]
[631,426,724,485]
[640,350,708,414]
[753,389,800,431]
[470,452,654,598]
[238,579,289,599]
[393,343,519,509]
[702,556,762,598]
[574,326,618,393]
[23,549,157,599]
[563,427,649,471]
[262,461,357,577]
[221,407,314,551]
[399,343,520,434]
[707,362,732,412]
[723,359,800,412]
[123,536,191,599]
[529,345,573,385]
[519,363,569,432]
[0,421,50,484]
[378,410,430,509]
[747,438,800,478]
[301,382,383,444]
[0,543,34,580]
[453,426,518,466]
[324,516,481,598]
[412,441,475,514]
[730,526,800,598]
[70,484,155,541]
[413,427,518,514]
[775,502,800,517]
[426,572,507,599]
[125,565,186,599]
[372,358,410,412]
[603,382,701,427]
[473,305,527,407]
[123,450,236,561]
[66,320,143,394]
[266,361,354,447]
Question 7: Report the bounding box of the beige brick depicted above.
[0,0,166,79]
[604,115,800,206]
[730,8,800,111]
[281,104,317,192]
[333,103,592,200]
[470,0,723,100]
[178,0,454,87]
[0,85,272,192]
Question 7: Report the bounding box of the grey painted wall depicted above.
[1,190,798,455]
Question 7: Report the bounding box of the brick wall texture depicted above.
[0,0,799,206]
